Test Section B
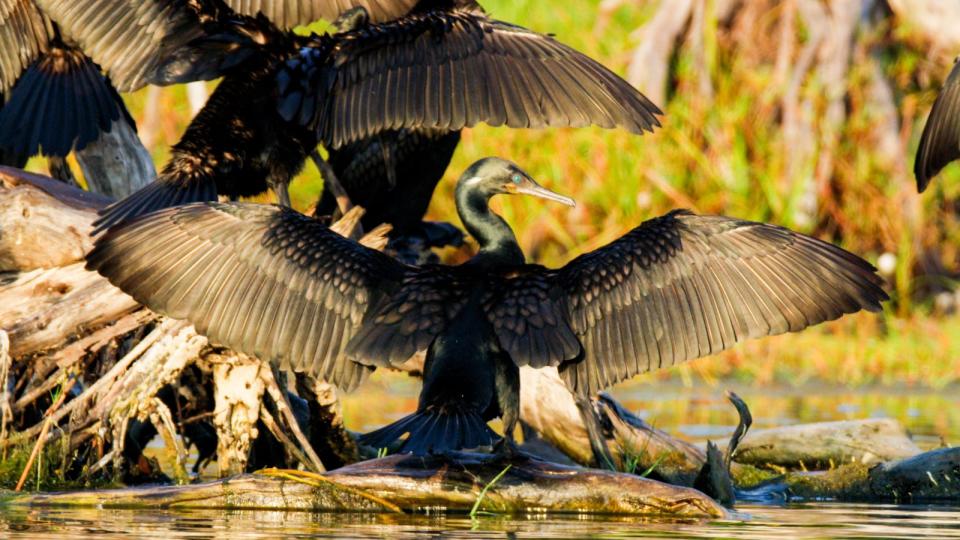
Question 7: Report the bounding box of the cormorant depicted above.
[317,127,464,262]
[0,1,133,175]
[915,57,960,192]
[1,0,415,177]
[48,0,661,233]
[87,157,889,455]
[318,128,461,235]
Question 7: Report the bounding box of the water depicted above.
[3,504,960,538]
[3,379,958,538]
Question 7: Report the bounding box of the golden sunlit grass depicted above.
[27,0,958,388]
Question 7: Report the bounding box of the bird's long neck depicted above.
[456,189,525,268]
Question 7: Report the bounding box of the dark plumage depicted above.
[317,128,461,235]
[0,2,132,166]
[915,58,960,192]
[83,0,661,233]
[87,157,889,455]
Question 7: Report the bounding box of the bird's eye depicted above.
[511,174,522,184]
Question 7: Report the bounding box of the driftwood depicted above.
[2,454,727,517]
[0,167,109,271]
[0,172,388,483]
[74,118,156,201]
[759,447,960,503]
[734,419,923,469]
[519,367,710,485]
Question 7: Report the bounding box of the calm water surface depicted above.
[2,504,960,539]
[3,380,958,538]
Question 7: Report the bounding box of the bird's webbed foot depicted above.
[491,437,531,465]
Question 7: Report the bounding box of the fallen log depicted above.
[0,167,108,272]
[519,367,712,484]
[2,454,728,517]
[733,419,923,470]
[755,447,960,503]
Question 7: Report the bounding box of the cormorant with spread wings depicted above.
[56,0,662,234]
[88,158,888,455]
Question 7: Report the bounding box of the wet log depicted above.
[2,455,727,517]
[759,447,960,503]
[734,419,923,470]
[519,367,710,484]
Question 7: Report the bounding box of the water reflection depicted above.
[2,504,960,539]
[5,379,958,539]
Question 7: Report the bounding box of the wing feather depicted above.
[549,210,888,395]
[87,202,408,390]
[478,210,887,396]
[915,60,960,192]
[34,0,205,91]
[226,0,419,27]
[281,9,660,147]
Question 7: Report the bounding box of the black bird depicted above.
[0,1,133,174]
[317,128,461,236]
[53,0,661,233]
[915,57,960,192]
[0,0,414,175]
[317,127,464,262]
[87,157,889,455]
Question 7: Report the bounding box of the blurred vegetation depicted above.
[29,0,959,387]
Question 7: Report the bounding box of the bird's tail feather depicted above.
[359,408,498,456]
[93,175,218,234]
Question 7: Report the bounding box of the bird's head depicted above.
[458,157,575,207]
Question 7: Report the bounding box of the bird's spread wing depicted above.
[86,202,409,391]
[0,44,132,158]
[0,0,53,97]
[915,60,960,192]
[279,9,661,148]
[34,0,207,91]
[225,0,419,27]
[494,210,887,396]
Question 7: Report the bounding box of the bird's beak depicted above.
[515,181,576,207]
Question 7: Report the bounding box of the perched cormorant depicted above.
[317,127,465,263]
[0,1,133,172]
[87,157,889,455]
[317,128,461,236]
[1,0,413,174]
[55,0,661,233]
[915,58,960,192]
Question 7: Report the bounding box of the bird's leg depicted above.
[491,361,525,461]
[268,174,292,208]
[574,394,617,470]
[47,156,80,188]
[311,149,354,218]
[376,134,397,189]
